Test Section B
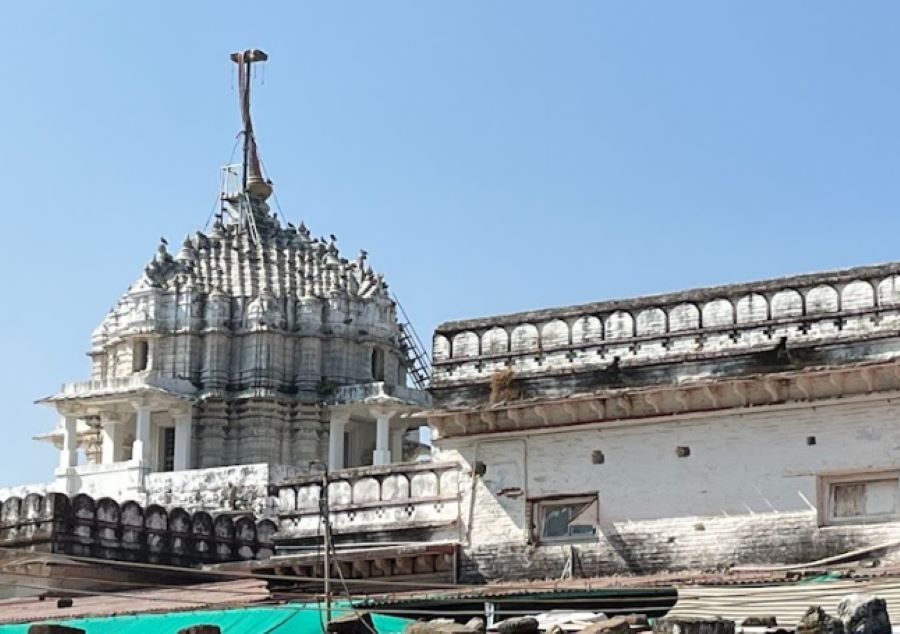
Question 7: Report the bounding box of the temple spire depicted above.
[230,49,272,201]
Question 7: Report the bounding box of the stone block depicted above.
[652,618,735,634]
[836,594,891,634]
[495,617,539,634]
[797,607,844,634]
[741,617,777,628]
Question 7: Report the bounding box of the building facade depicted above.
[426,263,900,581]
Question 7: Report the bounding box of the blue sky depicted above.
[1,2,899,485]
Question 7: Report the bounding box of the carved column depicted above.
[100,414,123,464]
[173,407,193,471]
[133,405,152,466]
[59,416,78,470]
[328,409,350,471]
[371,406,398,466]
[390,424,406,464]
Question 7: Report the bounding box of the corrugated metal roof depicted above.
[0,605,412,634]
[668,576,900,627]
[0,579,269,624]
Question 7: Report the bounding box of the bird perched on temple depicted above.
[160,237,169,246]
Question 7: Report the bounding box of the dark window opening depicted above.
[162,427,175,472]
[371,347,385,381]
[133,340,149,373]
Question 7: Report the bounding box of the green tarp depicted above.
[0,604,412,634]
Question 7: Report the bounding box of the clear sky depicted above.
[1,2,899,485]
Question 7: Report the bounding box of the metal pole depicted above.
[321,468,332,627]
[242,55,251,192]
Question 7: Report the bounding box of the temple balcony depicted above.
[273,461,462,546]
[46,371,196,402]
[35,372,197,501]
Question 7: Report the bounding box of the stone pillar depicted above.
[100,416,123,464]
[328,410,349,471]
[390,424,406,464]
[59,416,78,469]
[133,406,152,465]
[173,409,192,471]
[373,413,391,466]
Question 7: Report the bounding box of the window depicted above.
[534,495,599,543]
[371,347,385,381]
[132,340,149,372]
[819,470,900,526]
[161,427,175,472]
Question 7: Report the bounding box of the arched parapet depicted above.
[95,497,121,550]
[636,308,666,336]
[541,319,570,348]
[878,275,900,306]
[451,331,479,358]
[191,511,214,562]
[806,285,839,314]
[605,311,634,340]
[271,463,462,541]
[410,471,439,498]
[771,289,803,319]
[572,316,603,343]
[736,293,768,323]
[0,497,21,544]
[256,519,277,560]
[702,299,735,327]
[352,477,380,504]
[842,279,875,310]
[432,334,451,362]
[327,481,352,506]
[430,263,900,390]
[481,327,510,355]
[168,507,192,562]
[510,324,539,353]
[120,500,144,557]
[382,474,411,500]
[213,514,235,562]
[669,304,700,332]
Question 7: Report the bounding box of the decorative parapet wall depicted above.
[432,262,900,390]
[0,492,276,566]
[274,462,461,542]
[144,463,305,514]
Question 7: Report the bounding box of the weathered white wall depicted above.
[436,395,900,579]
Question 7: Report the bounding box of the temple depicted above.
[19,49,430,506]
[3,50,900,616]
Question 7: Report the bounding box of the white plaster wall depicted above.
[437,396,900,549]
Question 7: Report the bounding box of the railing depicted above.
[275,462,461,539]
[432,265,900,383]
[56,372,196,399]
[330,381,431,406]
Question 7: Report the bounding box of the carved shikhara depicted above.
[432,262,900,387]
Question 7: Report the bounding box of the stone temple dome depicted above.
[36,50,429,502]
